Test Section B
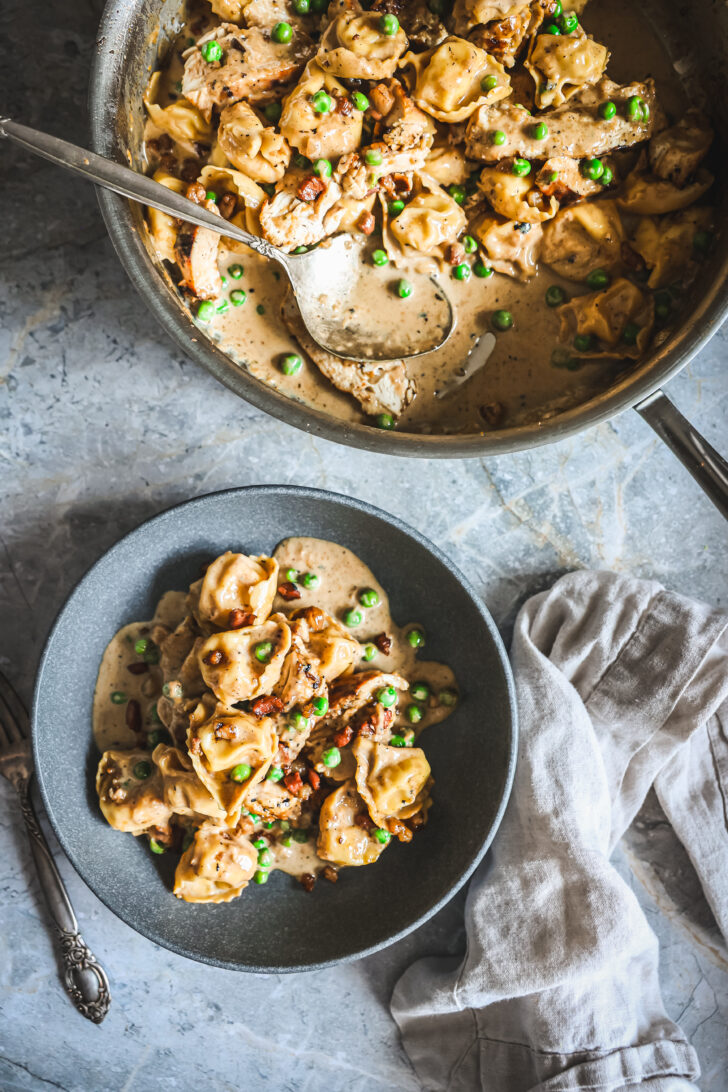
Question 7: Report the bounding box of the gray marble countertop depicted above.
[1,2,727,1089]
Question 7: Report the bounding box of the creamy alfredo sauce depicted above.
[145,0,690,434]
[93,537,457,880]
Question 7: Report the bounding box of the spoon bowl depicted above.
[0,117,453,362]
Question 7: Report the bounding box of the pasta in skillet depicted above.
[94,539,459,901]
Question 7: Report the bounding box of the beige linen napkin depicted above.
[392,572,728,1092]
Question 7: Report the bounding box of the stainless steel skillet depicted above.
[88,0,728,513]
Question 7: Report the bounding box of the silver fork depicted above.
[0,670,111,1023]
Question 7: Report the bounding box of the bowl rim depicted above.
[87,0,728,459]
[32,485,518,971]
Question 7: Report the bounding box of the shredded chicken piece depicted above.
[259,170,345,251]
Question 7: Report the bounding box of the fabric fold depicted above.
[392,572,728,1092]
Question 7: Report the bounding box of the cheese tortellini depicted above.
[540,200,624,281]
[144,72,211,146]
[192,550,279,630]
[353,739,432,826]
[525,27,608,109]
[317,781,387,866]
[217,102,292,183]
[198,616,292,703]
[557,278,655,358]
[188,708,278,817]
[477,166,558,224]
[317,9,408,80]
[96,750,172,835]
[401,37,510,123]
[174,821,258,902]
[383,173,467,271]
[279,61,363,161]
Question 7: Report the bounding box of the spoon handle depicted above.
[0,116,279,261]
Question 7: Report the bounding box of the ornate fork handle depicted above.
[16,776,111,1023]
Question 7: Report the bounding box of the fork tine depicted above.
[0,671,30,742]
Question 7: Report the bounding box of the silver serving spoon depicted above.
[0,118,453,362]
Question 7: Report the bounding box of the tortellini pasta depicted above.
[192,550,279,630]
[383,173,467,271]
[148,170,186,263]
[616,168,714,216]
[96,750,172,835]
[557,277,655,357]
[353,739,431,826]
[470,212,544,280]
[153,744,227,819]
[279,61,363,161]
[144,72,211,146]
[477,166,558,224]
[317,781,387,866]
[317,10,408,80]
[217,102,291,183]
[424,141,471,187]
[401,37,510,123]
[188,708,277,817]
[174,821,257,902]
[540,200,624,282]
[525,27,608,109]
[452,0,530,36]
[198,165,269,248]
[291,606,360,682]
[198,616,291,703]
[630,207,713,291]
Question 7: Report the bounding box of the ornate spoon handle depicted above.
[18,778,111,1023]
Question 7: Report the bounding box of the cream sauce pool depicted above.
[145,0,690,434]
[93,537,457,878]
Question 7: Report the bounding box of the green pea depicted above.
[544,22,560,33]
[491,129,506,146]
[252,836,267,849]
[301,571,319,589]
[481,75,498,92]
[599,165,613,187]
[581,157,604,181]
[452,262,471,282]
[148,703,161,724]
[293,828,309,843]
[205,190,218,203]
[693,230,713,254]
[313,158,332,178]
[462,235,477,254]
[365,148,383,167]
[201,40,223,63]
[532,121,548,140]
[574,333,593,352]
[312,90,333,113]
[397,279,413,299]
[230,763,252,782]
[285,567,298,583]
[558,11,578,32]
[352,91,370,111]
[256,303,266,315]
[230,288,247,306]
[411,681,430,702]
[272,20,292,42]
[372,249,389,266]
[281,835,293,847]
[293,0,309,12]
[438,688,458,706]
[407,628,425,648]
[197,300,215,322]
[655,299,671,321]
[147,728,170,747]
[281,353,302,375]
[406,703,424,724]
[359,587,380,608]
[288,711,310,731]
[267,766,284,782]
[111,691,127,704]
[390,734,408,747]
[374,828,391,844]
[253,869,269,884]
[260,182,276,197]
[473,261,493,278]
[216,300,229,315]
[311,0,327,10]
[379,13,399,34]
[599,100,616,120]
[133,761,152,780]
[134,637,150,655]
[511,158,531,176]
[322,747,341,767]
[149,838,165,854]
[491,309,513,331]
[388,199,405,216]
[258,848,273,867]
[344,608,363,627]
[375,413,395,430]
[228,263,244,279]
[626,95,649,122]
[293,152,311,169]
[254,640,273,662]
[546,284,566,307]
[448,184,466,204]
[552,1,562,15]
[586,268,610,290]
[362,643,377,661]
[377,686,397,707]
[313,696,329,716]
[248,811,260,821]
[622,322,640,345]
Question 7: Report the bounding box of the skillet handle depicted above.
[635,389,728,521]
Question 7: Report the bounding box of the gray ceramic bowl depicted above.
[33,486,517,971]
